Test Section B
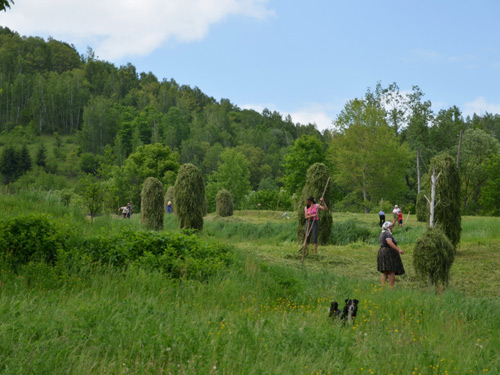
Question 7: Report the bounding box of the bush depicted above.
[216,189,233,217]
[81,230,234,281]
[141,177,164,230]
[0,214,66,271]
[413,227,455,286]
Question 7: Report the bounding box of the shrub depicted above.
[413,227,455,286]
[174,163,204,230]
[296,163,332,245]
[0,214,66,271]
[216,189,234,217]
[80,230,234,281]
[141,177,165,230]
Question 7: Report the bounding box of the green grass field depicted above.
[1,193,499,374]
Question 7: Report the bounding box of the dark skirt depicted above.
[377,246,405,275]
[305,220,319,244]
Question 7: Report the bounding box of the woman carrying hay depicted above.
[377,221,405,288]
[304,196,328,255]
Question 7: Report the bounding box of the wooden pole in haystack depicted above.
[300,176,330,265]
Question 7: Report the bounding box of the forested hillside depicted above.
[2,26,500,215]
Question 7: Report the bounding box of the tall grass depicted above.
[1,254,499,374]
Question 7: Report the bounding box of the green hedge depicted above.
[0,214,66,271]
[81,230,234,281]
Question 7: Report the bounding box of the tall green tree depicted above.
[206,149,251,211]
[283,135,325,196]
[0,146,18,184]
[329,98,411,212]
[456,128,499,214]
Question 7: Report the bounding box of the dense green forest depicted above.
[2,26,500,215]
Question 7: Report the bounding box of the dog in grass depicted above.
[329,299,359,322]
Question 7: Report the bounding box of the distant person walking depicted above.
[118,204,129,219]
[126,202,132,218]
[392,205,400,220]
[167,201,173,214]
[378,210,385,227]
[304,196,328,255]
[377,221,405,288]
[397,210,403,227]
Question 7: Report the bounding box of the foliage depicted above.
[329,97,412,212]
[457,128,500,214]
[35,143,47,168]
[416,190,428,222]
[174,163,204,230]
[79,174,104,222]
[116,143,179,210]
[296,163,332,245]
[140,177,164,230]
[246,189,293,211]
[206,148,251,211]
[81,230,233,280]
[216,189,233,217]
[413,227,455,286]
[283,135,326,196]
[479,154,500,216]
[0,214,66,271]
[430,154,461,247]
[0,0,14,11]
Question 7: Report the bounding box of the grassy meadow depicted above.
[1,192,500,374]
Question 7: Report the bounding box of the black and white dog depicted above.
[328,299,359,322]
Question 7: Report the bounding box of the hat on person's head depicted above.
[382,221,393,230]
[395,205,398,208]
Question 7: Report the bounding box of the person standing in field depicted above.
[397,210,403,227]
[377,221,405,288]
[126,202,132,219]
[167,201,173,214]
[118,204,129,219]
[378,209,385,227]
[392,205,400,220]
[304,196,328,255]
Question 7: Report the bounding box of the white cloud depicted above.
[1,0,273,60]
[463,97,500,117]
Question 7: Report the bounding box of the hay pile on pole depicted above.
[413,227,455,286]
[216,189,233,217]
[431,154,461,247]
[174,163,205,230]
[296,163,332,245]
[141,177,165,230]
[413,154,461,290]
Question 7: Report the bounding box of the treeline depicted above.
[2,27,500,216]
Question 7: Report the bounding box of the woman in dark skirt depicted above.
[377,221,405,288]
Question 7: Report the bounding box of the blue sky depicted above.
[2,0,500,130]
